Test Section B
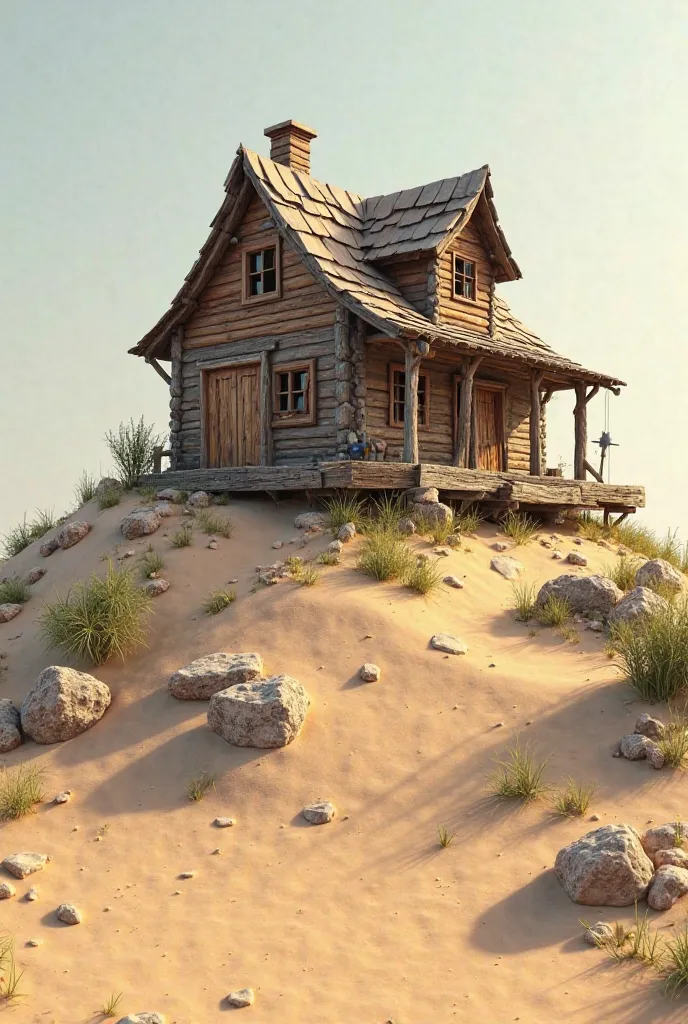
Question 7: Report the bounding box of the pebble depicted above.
[359,663,381,683]
[26,938,42,947]
[208,540,218,550]
[590,814,601,821]
[0,882,16,899]
[54,791,71,804]
[227,988,255,1008]
[443,575,464,589]
[26,887,39,901]
[494,722,504,729]
[57,903,82,925]
[179,871,195,879]
[214,817,236,828]
[303,801,337,824]
[272,541,283,549]
[228,578,238,584]
[433,547,451,557]
[212,848,221,855]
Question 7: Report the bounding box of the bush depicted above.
[285,555,304,577]
[501,511,539,546]
[0,578,30,604]
[489,740,550,801]
[1,509,55,558]
[139,548,164,579]
[187,770,215,801]
[297,566,320,587]
[536,594,571,627]
[657,715,688,768]
[324,492,368,533]
[357,533,415,582]
[105,417,163,490]
[370,493,405,533]
[74,470,97,506]
[38,561,151,665]
[603,555,643,592]
[610,602,688,702]
[203,588,236,615]
[98,487,122,511]
[317,551,340,566]
[170,524,193,548]
[0,765,44,821]
[404,558,444,596]
[552,778,596,817]
[511,582,537,622]
[196,510,233,539]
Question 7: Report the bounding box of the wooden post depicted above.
[260,349,273,466]
[529,370,544,476]
[402,343,422,463]
[454,356,482,467]
[573,383,600,480]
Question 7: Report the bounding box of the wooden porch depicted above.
[139,461,644,517]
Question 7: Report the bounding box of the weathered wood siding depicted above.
[385,257,431,314]
[178,188,339,468]
[364,342,546,471]
[437,216,493,334]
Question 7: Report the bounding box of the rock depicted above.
[555,823,654,906]
[573,537,584,546]
[187,490,211,508]
[0,698,21,752]
[0,882,16,899]
[407,486,439,504]
[534,575,622,618]
[226,989,255,1008]
[303,801,336,824]
[552,551,564,560]
[116,1015,166,1024]
[294,511,327,530]
[153,502,173,518]
[54,791,71,804]
[156,488,182,502]
[20,665,111,744]
[411,500,452,526]
[179,871,195,879]
[338,522,356,543]
[26,887,39,901]
[328,540,343,554]
[0,604,23,623]
[40,536,60,557]
[56,903,81,925]
[587,620,604,631]
[635,558,684,595]
[634,713,665,741]
[359,663,381,682]
[207,539,218,550]
[26,939,41,947]
[146,579,170,597]
[583,921,614,946]
[272,540,283,550]
[647,744,665,770]
[398,518,416,536]
[490,556,524,581]
[430,633,468,655]
[641,823,685,859]
[492,542,510,552]
[609,587,669,627]
[433,547,451,557]
[56,521,90,549]
[647,865,688,911]
[214,817,236,828]
[120,508,161,540]
[443,575,464,589]
[620,734,651,760]
[208,674,310,748]
[567,551,588,566]
[2,853,49,879]
[94,477,121,498]
[655,848,688,869]
[169,652,264,700]
[26,566,46,585]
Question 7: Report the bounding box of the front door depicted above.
[205,364,260,468]
[473,385,504,471]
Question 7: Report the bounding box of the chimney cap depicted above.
[264,119,318,142]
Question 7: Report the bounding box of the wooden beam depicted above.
[585,384,600,404]
[573,383,587,480]
[402,343,423,463]
[148,358,172,385]
[529,370,544,476]
[454,356,483,467]
[260,350,274,467]
[584,459,604,484]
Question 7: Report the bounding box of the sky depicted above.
[1,0,686,539]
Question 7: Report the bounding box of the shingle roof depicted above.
[130,147,624,387]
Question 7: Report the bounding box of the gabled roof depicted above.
[130,147,624,388]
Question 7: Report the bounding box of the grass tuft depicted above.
[536,594,572,627]
[454,506,483,535]
[195,510,233,539]
[357,532,415,583]
[1,509,56,558]
[610,602,688,702]
[602,555,643,592]
[297,565,320,587]
[599,904,665,967]
[317,551,340,566]
[657,714,688,768]
[404,558,444,596]
[511,581,537,622]
[437,824,456,848]
[99,991,124,1017]
[0,765,45,821]
[187,770,215,802]
[576,512,688,573]
[557,624,581,644]
[665,928,688,996]
[74,471,97,506]
[552,778,597,817]
[323,492,368,532]
[370,493,406,533]
[285,555,304,576]
[139,548,165,579]
[98,487,122,511]
[0,934,25,1000]
[105,416,164,490]
[38,561,151,665]
[0,578,30,604]
[170,524,193,548]
[489,740,550,801]
[203,588,236,615]
[501,511,539,546]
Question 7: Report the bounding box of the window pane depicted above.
[263,269,276,293]
[249,276,261,296]
[262,247,275,270]
[278,373,290,393]
[293,371,307,391]
[294,392,305,411]
[279,393,289,411]
[249,252,261,273]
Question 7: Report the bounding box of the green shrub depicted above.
[170,524,193,548]
[98,487,122,511]
[0,578,30,604]
[489,740,550,801]
[511,581,537,622]
[404,558,444,596]
[657,715,688,768]
[105,416,163,489]
[285,555,304,577]
[0,765,45,821]
[536,594,572,627]
[38,561,151,665]
[74,470,97,506]
[552,778,596,817]
[140,548,164,579]
[195,510,233,539]
[317,551,340,566]
[610,602,688,702]
[298,566,320,587]
[577,512,688,573]
[603,556,643,592]
[357,533,415,582]
[665,928,688,994]
[203,588,236,614]
[186,770,215,802]
[501,511,539,546]
[323,492,367,532]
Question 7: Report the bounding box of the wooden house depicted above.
[132,120,643,517]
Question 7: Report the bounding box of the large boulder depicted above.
[411,501,453,526]
[169,653,264,700]
[647,865,688,911]
[555,823,654,906]
[535,574,622,619]
[635,558,684,595]
[294,511,327,530]
[641,823,684,859]
[188,490,211,508]
[0,604,22,623]
[56,521,91,549]
[120,508,161,540]
[0,699,21,752]
[20,666,111,744]
[609,587,669,626]
[208,675,310,748]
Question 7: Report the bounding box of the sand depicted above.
[0,495,684,1023]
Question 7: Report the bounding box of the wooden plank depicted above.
[139,466,323,491]
[529,371,544,475]
[510,481,582,505]
[403,345,422,463]
[260,350,273,466]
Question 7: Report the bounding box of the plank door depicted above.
[473,386,504,471]
[205,364,260,468]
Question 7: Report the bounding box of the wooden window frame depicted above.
[272,359,316,428]
[451,252,478,304]
[242,236,282,305]
[388,362,431,430]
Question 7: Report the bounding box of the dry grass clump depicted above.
[657,714,688,768]
[0,578,30,604]
[489,740,550,801]
[665,928,688,995]
[370,493,406,533]
[297,565,320,587]
[170,524,193,548]
[98,487,122,511]
[317,551,340,566]
[412,508,459,546]
[0,934,24,1000]
[511,581,537,622]
[38,561,151,665]
[324,492,367,532]
[195,509,233,539]
[552,777,596,817]
[139,547,164,579]
[2,509,55,557]
[357,532,415,582]
[437,824,456,848]
[592,905,664,967]
[536,594,572,628]
[99,991,124,1017]
[557,624,580,644]
[136,485,158,503]
[105,416,163,490]
[186,770,215,802]
[602,555,643,592]
[74,470,97,506]
[404,558,444,596]
[576,512,688,573]
[454,506,483,535]
[203,588,236,615]
[285,555,304,576]
[0,765,45,821]
[610,602,688,702]
[501,511,539,546]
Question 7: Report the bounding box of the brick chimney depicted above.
[264,119,317,175]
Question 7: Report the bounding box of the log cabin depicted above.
[131,119,643,518]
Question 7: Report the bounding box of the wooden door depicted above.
[205,364,260,468]
[474,386,504,471]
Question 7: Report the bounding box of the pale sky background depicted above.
[1,0,686,539]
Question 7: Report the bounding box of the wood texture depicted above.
[455,356,483,468]
[529,371,544,476]
[403,345,422,463]
[205,363,260,468]
[474,384,504,470]
[437,217,493,335]
[574,382,587,480]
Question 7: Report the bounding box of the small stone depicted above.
[120,509,161,540]
[398,518,416,536]
[0,882,16,899]
[587,620,604,632]
[552,551,564,560]
[443,575,464,589]
[157,487,182,502]
[540,540,552,549]
[188,490,211,508]
[179,871,195,879]
[146,579,170,597]
[492,542,510,552]
[303,801,336,824]
[647,865,688,911]
[57,521,91,549]
[40,536,60,557]
[328,540,343,554]
[590,814,601,821]
[433,547,451,557]
[26,566,46,584]
[655,849,688,869]
[583,920,614,946]
[57,903,82,925]
[272,541,283,550]
[226,988,255,1008]
[567,551,588,566]
[294,512,327,530]
[573,537,584,546]
[2,853,49,879]
[121,550,136,559]
[115,1014,166,1024]
[647,744,665,770]
[620,734,651,760]
[212,848,221,855]
[634,713,665,740]
[228,578,238,584]
[494,722,504,729]
[0,604,22,623]
[214,817,236,828]
[490,556,524,580]
[338,522,356,543]
[54,791,71,804]
[26,887,39,901]
[359,663,381,683]
[208,539,218,550]
[430,633,468,656]
[26,938,41,947]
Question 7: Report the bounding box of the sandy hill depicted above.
[0,495,684,1023]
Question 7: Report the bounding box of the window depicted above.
[389,364,429,428]
[272,360,316,427]
[243,242,280,302]
[452,254,477,301]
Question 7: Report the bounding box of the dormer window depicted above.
[452,255,477,301]
[243,242,281,302]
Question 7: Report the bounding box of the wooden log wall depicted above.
[364,342,546,470]
[169,326,183,470]
[384,257,431,315]
[437,218,493,334]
